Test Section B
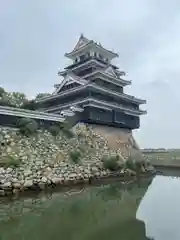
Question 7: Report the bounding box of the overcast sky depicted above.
[0,0,180,148]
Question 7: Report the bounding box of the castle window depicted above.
[99,54,103,60]
[79,54,86,61]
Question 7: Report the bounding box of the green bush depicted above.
[0,98,15,107]
[17,118,39,136]
[144,159,152,168]
[125,157,136,170]
[0,156,20,168]
[48,122,74,138]
[0,87,5,97]
[58,122,74,138]
[58,121,70,130]
[126,156,145,172]
[48,125,60,136]
[102,155,121,171]
[21,100,37,110]
[69,150,81,164]
[35,93,51,99]
[77,132,86,139]
[62,129,74,138]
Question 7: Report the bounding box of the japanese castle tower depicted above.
[36,34,147,130]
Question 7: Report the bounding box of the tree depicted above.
[17,117,39,136]
[35,93,51,100]
[0,87,5,97]
[0,88,49,109]
[0,91,28,108]
[9,92,28,107]
[0,98,14,107]
[0,92,15,107]
[21,100,37,110]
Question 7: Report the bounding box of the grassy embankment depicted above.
[143,150,180,166]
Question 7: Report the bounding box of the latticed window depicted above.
[99,54,103,60]
[89,108,112,123]
[79,55,86,61]
[114,111,126,124]
[77,67,94,77]
[94,79,123,93]
[60,82,80,92]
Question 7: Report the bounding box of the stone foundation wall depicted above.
[89,125,142,160]
[0,124,145,196]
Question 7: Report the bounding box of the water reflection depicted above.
[137,175,180,240]
[0,182,149,240]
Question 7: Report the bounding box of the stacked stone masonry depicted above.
[0,124,147,196]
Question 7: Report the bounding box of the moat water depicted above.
[137,175,180,240]
[0,181,149,240]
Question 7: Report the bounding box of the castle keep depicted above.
[36,34,147,129]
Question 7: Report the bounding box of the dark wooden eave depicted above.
[63,57,119,70]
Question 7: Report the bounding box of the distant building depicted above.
[36,34,147,129]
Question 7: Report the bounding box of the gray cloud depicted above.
[0,0,180,148]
